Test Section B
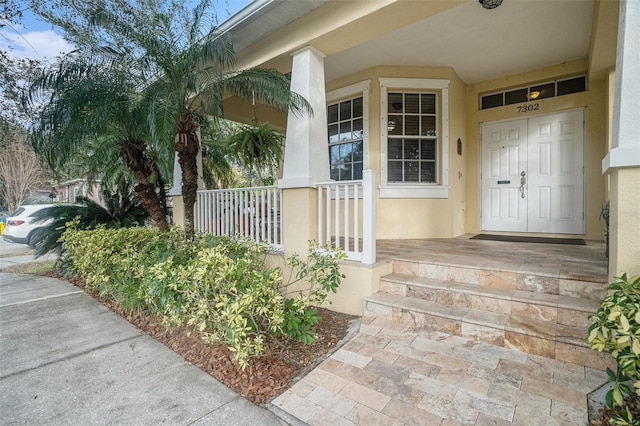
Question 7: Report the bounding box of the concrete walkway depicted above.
[0,272,285,425]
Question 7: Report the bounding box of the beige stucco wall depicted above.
[328,261,393,316]
[608,167,640,278]
[464,59,608,240]
[281,188,319,255]
[325,65,468,240]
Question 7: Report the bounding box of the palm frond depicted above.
[223,68,312,117]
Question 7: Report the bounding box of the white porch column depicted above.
[278,46,330,255]
[279,46,330,188]
[602,0,640,277]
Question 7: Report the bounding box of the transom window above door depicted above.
[328,96,364,181]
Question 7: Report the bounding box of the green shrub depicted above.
[61,224,162,312]
[61,227,346,368]
[588,273,640,425]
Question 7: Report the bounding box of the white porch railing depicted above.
[316,170,376,264]
[195,186,283,249]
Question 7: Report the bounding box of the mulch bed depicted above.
[590,395,640,425]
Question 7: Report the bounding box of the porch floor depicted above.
[376,234,607,283]
[272,236,610,424]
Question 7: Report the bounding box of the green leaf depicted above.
[613,387,624,407]
[606,388,615,408]
[621,314,631,332]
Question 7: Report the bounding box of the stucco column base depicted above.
[171,195,185,228]
[281,187,319,256]
[279,186,391,316]
[608,167,640,279]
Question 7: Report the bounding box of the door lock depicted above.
[520,171,526,198]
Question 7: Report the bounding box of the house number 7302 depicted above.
[517,103,540,113]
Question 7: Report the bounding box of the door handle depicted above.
[520,171,526,198]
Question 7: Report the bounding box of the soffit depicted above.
[324,0,595,84]
[224,0,331,53]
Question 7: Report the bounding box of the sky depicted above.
[1,0,253,62]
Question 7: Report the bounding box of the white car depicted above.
[3,204,57,246]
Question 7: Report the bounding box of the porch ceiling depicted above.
[324,0,595,84]
[227,0,595,85]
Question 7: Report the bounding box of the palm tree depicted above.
[105,0,311,238]
[28,56,170,231]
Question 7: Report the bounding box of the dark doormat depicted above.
[471,234,586,245]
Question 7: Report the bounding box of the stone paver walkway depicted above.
[273,316,607,425]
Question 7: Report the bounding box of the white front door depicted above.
[481,110,584,234]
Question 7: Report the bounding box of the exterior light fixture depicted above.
[528,91,541,100]
[479,0,503,10]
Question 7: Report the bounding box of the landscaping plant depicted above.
[61,227,345,368]
[588,273,640,425]
[29,178,150,258]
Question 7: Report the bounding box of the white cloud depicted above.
[1,28,74,61]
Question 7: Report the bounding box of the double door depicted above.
[480,110,584,234]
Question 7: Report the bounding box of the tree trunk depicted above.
[175,117,200,239]
[120,140,169,232]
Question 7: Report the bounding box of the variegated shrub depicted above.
[589,274,640,424]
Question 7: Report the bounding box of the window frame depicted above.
[379,78,450,199]
[326,80,371,182]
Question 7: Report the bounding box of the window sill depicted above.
[379,185,450,199]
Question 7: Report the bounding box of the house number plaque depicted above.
[517,103,540,113]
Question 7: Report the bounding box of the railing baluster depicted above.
[317,186,323,244]
[195,186,283,250]
[354,183,360,253]
[314,172,375,264]
[228,191,233,234]
[344,184,350,252]
[266,189,272,243]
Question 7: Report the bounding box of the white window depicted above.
[380,78,449,198]
[326,81,370,182]
[328,97,363,181]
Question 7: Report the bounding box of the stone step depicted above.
[392,259,607,300]
[363,291,613,370]
[380,273,600,329]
